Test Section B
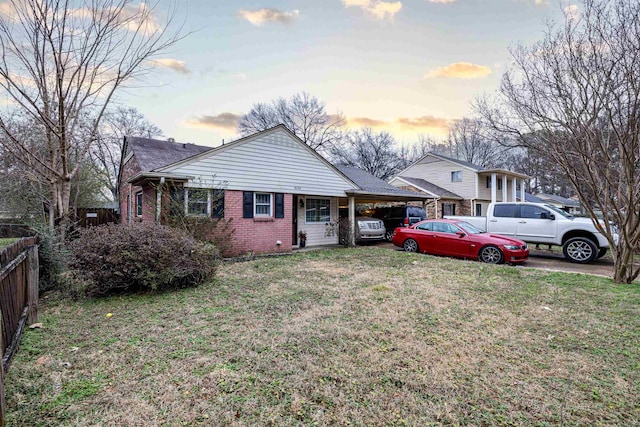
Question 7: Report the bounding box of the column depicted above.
[491,173,497,203]
[348,196,356,247]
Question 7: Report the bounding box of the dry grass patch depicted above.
[5,247,640,426]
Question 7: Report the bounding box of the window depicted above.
[212,189,225,219]
[254,193,272,217]
[486,176,503,190]
[432,222,457,233]
[187,189,210,216]
[442,203,456,216]
[170,187,185,217]
[306,198,331,223]
[493,204,516,218]
[475,203,483,216]
[136,192,143,217]
[451,170,462,182]
[521,205,551,219]
[415,222,433,231]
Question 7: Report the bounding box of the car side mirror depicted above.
[456,231,466,238]
[549,213,555,220]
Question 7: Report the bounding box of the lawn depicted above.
[5,247,640,426]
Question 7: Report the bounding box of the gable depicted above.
[161,127,358,197]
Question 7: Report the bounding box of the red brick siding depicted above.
[224,190,292,255]
[118,156,143,224]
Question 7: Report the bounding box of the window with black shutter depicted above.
[243,191,254,218]
[275,193,284,218]
[212,189,225,219]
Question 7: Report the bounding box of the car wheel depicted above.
[403,238,419,253]
[597,247,608,259]
[563,237,597,263]
[385,230,394,241]
[479,245,504,264]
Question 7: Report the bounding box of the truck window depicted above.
[493,204,516,218]
[521,205,551,219]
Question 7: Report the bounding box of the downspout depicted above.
[156,177,164,224]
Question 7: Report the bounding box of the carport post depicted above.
[348,196,356,247]
[156,177,165,224]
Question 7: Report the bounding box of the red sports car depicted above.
[392,219,529,264]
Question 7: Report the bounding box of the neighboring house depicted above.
[389,152,530,217]
[535,193,582,214]
[118,125,431,255]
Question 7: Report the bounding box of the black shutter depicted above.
[212,189,225,219]
[243,191,253,218]
[275,193,284,218]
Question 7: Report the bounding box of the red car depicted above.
[392,219,529,264]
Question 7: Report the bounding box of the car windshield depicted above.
[544,204,573,219]
[457,221,484,234]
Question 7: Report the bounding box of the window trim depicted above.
[135,192,143,217]
[305,197,331,224]
[186,188,211,217]
[451,170,462,182]
[254,192,273,217]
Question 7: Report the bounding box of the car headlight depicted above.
[503,245,520,250]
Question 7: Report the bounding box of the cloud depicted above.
[425,62,492,79]
[396,116,451,131]
[343,0,402,20]
[239,8,299,26]
[426,0,456,3]
[348,117,388,127]
[152,58,190,74]
[184,113,240,131]
[347,115,452,133]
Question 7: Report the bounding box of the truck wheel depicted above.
[479,245,504,264]
[403,238,419,253]
[597,248,608,259]
[563,237,597,263]
[385,230,394,241]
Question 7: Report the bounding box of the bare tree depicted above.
[330,128,402,180]
[0,0,182,233]
[91,106,163,201]
[476,0,640,283]
[447,118,506,168]
[238,92,345,152]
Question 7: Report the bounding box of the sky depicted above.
[116,0,574,148]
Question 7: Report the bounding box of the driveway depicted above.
[373,241,615,278]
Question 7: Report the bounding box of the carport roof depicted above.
[335,165,434,201]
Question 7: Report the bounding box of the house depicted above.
[516,191,582,214]
[117,125,431,255]
[389,152,530,217]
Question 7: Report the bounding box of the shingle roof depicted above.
[397,177,463,199]
[126,136,212,171]
[536,193,581,207]
[516,191,545,203]
[335,165,429,198]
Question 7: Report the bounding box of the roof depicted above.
[536,193,581,207]
[335,166,434,200]
[125,136,212,172]
[393,176,463,199]
[516,191,545,203]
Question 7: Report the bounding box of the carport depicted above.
[335,166,436,246]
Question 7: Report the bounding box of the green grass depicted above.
[5,247,640,426]
[0,238,18,250]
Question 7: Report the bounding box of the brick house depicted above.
[118,125,431,255]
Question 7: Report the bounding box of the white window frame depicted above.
[451,170,462,182]
[305,198,331,224]
[186,189,211,216]
[135,192,143,217]
[254,192,273,217]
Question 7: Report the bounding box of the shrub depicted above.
[68,223,219,296]
[35,225,70,293]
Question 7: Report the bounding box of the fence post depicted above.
[27,244,39,325]
[0,312,6,427]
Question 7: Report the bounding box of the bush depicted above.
[68,223,219,296]
[36,226,70,293]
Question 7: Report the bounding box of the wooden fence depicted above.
[0,237,39,426]
[75,208,118,227]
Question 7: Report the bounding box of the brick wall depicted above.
[118,156,143,224]
[224,190,293,255]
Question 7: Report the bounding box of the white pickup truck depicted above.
[446,202,612,264]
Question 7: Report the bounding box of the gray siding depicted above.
[164,128,357,197]
[400,156,477,199]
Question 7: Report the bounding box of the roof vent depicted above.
[168,137,175,143]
